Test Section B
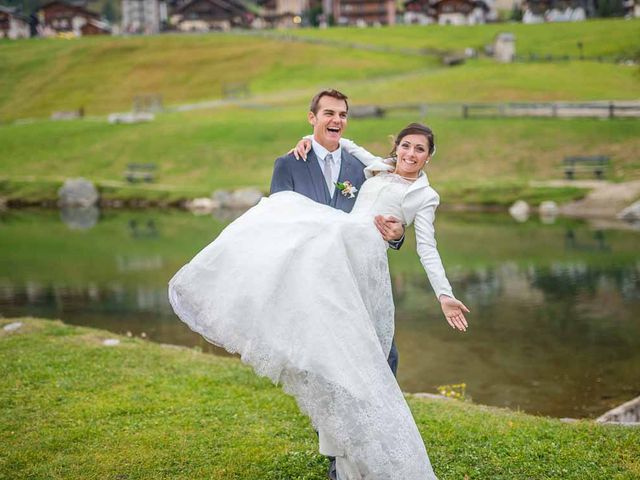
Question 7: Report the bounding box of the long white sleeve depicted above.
[339,138,396,178]
[413,190,454,299]
[339,138,382,166]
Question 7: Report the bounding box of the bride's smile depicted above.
[394,134,431,179]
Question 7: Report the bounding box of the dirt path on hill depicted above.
[531,179,640,218]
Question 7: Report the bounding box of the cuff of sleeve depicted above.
[388,233,405,250]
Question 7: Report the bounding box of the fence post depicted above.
[552,103,557,118]
[463,104,469,119]
[420,103,427,122]
[609,102,615,119]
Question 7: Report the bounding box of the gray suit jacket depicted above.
[270,148,366,213]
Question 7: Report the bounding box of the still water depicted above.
[1,208,638,419]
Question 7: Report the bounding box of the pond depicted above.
[1,208,638,419]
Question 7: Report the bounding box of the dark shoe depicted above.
[327,458,337,480]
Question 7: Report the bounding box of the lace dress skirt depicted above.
[168,191,438,479]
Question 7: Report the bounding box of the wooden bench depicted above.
[563,156,609,180]
[125,163,156,183]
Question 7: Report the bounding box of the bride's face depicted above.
[394,134,431,178]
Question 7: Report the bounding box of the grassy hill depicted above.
[1,317,639,479]
[0,34,433,122]
[1,19,638,204]
[0,19,638,121]
[288,18,640,58]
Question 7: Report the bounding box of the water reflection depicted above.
[565,229,610,252]
[128,218,159,238]
[1,209,639,419]
[60,206,100,230]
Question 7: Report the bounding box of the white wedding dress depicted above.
[168,172,438,479]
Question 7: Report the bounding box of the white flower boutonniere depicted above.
[336,180,358,199]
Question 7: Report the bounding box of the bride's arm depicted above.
[414,190,469,331]
[294,135,389,168]
[414,191,453,299]
[338,138,383,166]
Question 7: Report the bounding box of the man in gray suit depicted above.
[270,89,404,480]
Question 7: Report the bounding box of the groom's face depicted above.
[308,96,348,151]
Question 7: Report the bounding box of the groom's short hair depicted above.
[309,89,349,115]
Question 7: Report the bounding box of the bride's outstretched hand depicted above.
[288,138,312,161]
[439,295,470,332]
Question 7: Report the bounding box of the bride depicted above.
[168,122,469,480]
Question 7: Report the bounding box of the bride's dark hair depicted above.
[390,123,435,158]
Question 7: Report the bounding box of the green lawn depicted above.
[1,19,638,121]
[1,317,638,479]
[288,18,640,58]
[0,33,432,121]
[1,20,638,205]
[1,108,638,205]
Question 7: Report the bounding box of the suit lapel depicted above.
[334,151,358,210]
[306,150,330,205]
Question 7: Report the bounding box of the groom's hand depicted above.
[375,215,404,242]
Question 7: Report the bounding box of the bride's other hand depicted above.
[288,138,312,161]
[439,295,470,332]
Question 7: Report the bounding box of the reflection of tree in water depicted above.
[128,218,159,238]
[532,264,639,300]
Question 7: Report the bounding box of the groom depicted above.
[270,89,404,480]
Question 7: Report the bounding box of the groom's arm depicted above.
[270,155,294,194]
[375,216,405,250]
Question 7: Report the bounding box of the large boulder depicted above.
[58,178,99,208]
[617,200,640,222]
[211,189,232,206]
[186,197,221,215]
[227,188,263,209]
[212,188,263,210]
[538,201,559,224]
[509,200,530,223]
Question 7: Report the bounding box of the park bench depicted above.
[125,163,156,183]
[563,156,609,180]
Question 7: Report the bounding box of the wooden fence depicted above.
[376,101,640,120]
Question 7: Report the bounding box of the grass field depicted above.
[1,317,639,479]
[1,19,638,121]
[0,34,432,121]
[1,107,638,205]
[1,19,638,204]
[288,18,640,58]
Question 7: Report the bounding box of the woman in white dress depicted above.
[168,123,469,480]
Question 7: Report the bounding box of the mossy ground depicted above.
[1,318,638,479]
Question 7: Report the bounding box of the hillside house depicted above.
[522,0,591,22]
[37,0,110,36]
[0,6,30,39]
[404,0,494,24]
[334,0,397,25]
[432,0,491,24]
[170,0,252,30]
[253,0,309,28]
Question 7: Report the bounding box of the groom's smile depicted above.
[308,95,348,152]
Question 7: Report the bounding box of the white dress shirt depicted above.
[312,138,342,196]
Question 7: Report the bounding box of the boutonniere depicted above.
[335,180,358,198]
